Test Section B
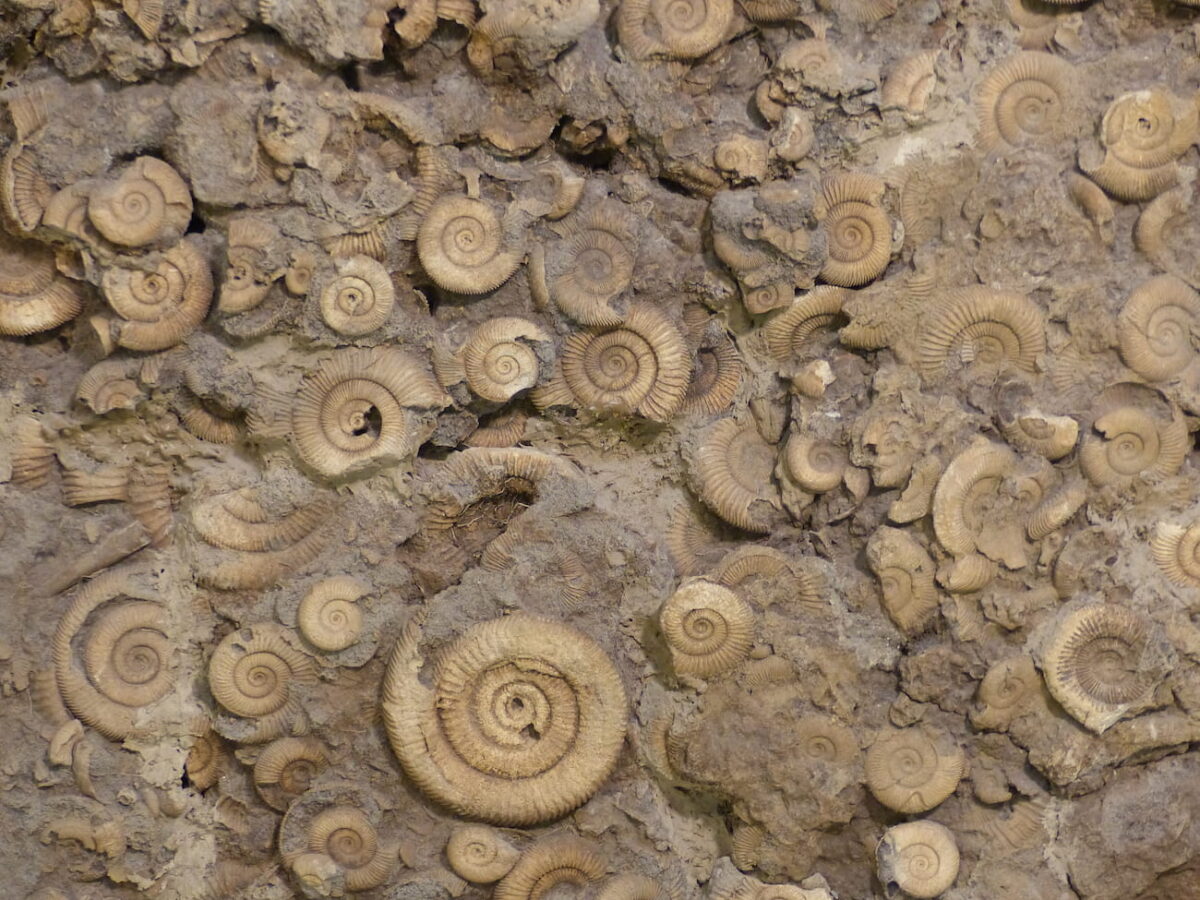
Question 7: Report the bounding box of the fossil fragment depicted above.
[318,255,395,336]
[864,727,965,813]
[876,821,959,899]
[660,578,755,677]
[446,825,521,883]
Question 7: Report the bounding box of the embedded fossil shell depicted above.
[761,287,848,361]
[291,347,447,478]
[462,317,552,402]
[1151,520,1200,586]
[866,526,939,635]
[690,418,781,533]
[881,51,939,118]
[932,441,1016,558]
[445,825,520,883]
[318,255,395,336]
[616,0,734,60]
[382,614,628,825]
[918,287,1045,380]
[1077,383,1188,486]
[0,233,85,336]
[1116,275,1200,382]
[783,435,848,493]
[52,573,175,741]
[304,806,398,891]
[494,836,607,900]
[417,196,521,294]
[552,208,635,326]
[87,157,193,248]
[1039,604,1165,733]
[554,303,690,421]
[11,415,55,489]
[816,174,891,287]
[864,727,965,813]
[660,578,755,677]
[975,52,1076,152]
[208,624,316,720]
[876,821,959,899]
[253,736,329,811]
[102,239,213,351]
[683,333,743,415]
[77,360,142,414]
[971,655,1041,731]
[297,576,367,652]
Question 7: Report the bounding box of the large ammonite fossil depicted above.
[382,614,628,825]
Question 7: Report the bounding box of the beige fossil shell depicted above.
[297,576,367,652]
[616,0,734,60]
[87,157,192,248]
[866,527,939,635]
[761,287,848,361]
[208,624,316,720]
[11,415,55,489]
[1117,275,1200,382]
[0,233,85,336]
[382,614,628,825]
[77,360,142,414]
[494,836,607,900]
[918,287,1045,380]
[1078,383,1188,486]
[660,578,755,677]
[683,333,743,415]
[881,51,939,118]
[783,435,848,493]
[1151,520,1200,586]
[876,821,959,899]
[61,467,130,506]
[932,441,1016,558]
[318,256,395,336]
[552,210,635,326]
[304,806,398,891]
[690,418,781,533]
[462,317,551,402]
[970,655,1040,731]
[555,304,689,421]
[417,196,520,294]
[446,825,521,883]
[1040,604,1163,733]
[52,573,174,740]
[865,727,965,813]
[253,736,329,811]
[102,240,213,351]
[816,174,891,287]
[292,347,446,477]
[975,52,1076,152]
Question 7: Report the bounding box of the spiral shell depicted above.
[494,836,607,900]
[417,196,520,294]
[616,0,734,60]
[866,526,939,636]
[683,333,743,415]
[554,304,690,421]
[318,255,395,336]
[52,574,175,741]
[761,287,848,361]
[463,317,552,402]
[971,655,1040,731]
[1117,275,1200,382]
[382,614,628,825]
[297,576,367,652]
[865,727,965,813]
[876,821,959,899]
[292,347,447,478]
[1078,383,1188,486]
[816,174,892,287]
[881,51,939,118]
[660,579,755,678]
[690,418,781,533]
[446,825,520,883]
[552,211,635,326]
[918,287,1044,381]
[783,435,847,493]
[87,157,192,248]
[253,736,329,811]
[1151,520,1200,586]
[102,240,213,351]
[932,441,1016,558]
[0,233,85,336]
[304,807,398,892]
[208,624,316,721]
[975,52,1076,152]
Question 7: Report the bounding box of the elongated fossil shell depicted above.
[102,239,213,352]
[446,824,520,883]
[816,174,892,287]
[417,196,521,294]
[690,418,781,533]
[253,736,329,811]
[783,435,848,493]
[932,441,1016,558]
[88,157,193,248]
[318,255,395,336]
[0,233,85,336]
[881,51,939,118]
[683,333,743,415]
[918,287,1045,380]
[1078,383,1188,486]
[864,727,965,813]
[1151,520,1200,586]
[52,573,174,741]
[291,347,447,478]
[866,526,939,635]
[971,655,1041,731]
[616,0,734,60]
[297,576,367,652]
[552,210,635,326]
[208,624,316,720]
[761,287,848,361]
[975,52,1076,152]
[1040,604,1164,733]
[462,317,552,402]
[555,304,690,421]
[1117,275,1200,382]
[876,821,959,899]
[304,806,399,891]
[660,579,755,678]
[382,614,628,825]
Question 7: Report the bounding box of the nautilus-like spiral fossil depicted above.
[494,836,607,900]
[866,526,939,635]
[689,417,781,533]
[552,210,636,326]
[876,821,959,899]
[660,578,755,677]
[816,173,892,287]
[1151,519,1200,587]
[101,239,213,352]
[918,287,1045,381]
[1116,275,1200,382]
[417,195,521,294]
[616,0,734,60]
[462,317,552,402]
[446,824,520,883]
[207,624,317,738]
[382,614,628,825]
[318,255,395,336]
[1078,383,1188,487]
[297,576,367,652]
[975,52,1076,152]
[864,727,965,813]
[87,156,192,248]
